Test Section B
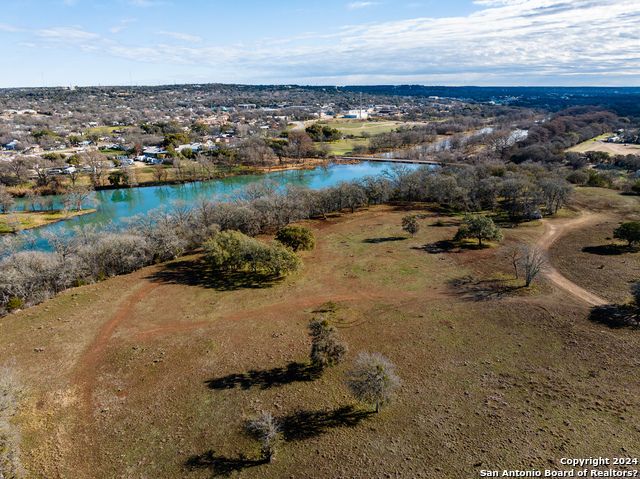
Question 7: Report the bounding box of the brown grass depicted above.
[2,199,640,478]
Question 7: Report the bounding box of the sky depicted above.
[1,0,640,88]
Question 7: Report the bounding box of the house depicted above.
[23,145,42,154]
[2,140,18,150]
[142,146,166,158]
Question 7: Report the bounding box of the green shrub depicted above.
[275,225,315,252]
[586,171,608,187]
[5,297,23,312]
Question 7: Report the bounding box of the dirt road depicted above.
[537,215,607,307]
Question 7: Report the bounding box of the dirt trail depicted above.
[72,281,161,416]
[537,215,607,307]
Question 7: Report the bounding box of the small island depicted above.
[0,208,97,235]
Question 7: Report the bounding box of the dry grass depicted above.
[1,200,640,478]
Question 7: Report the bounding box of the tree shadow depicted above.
[412,240,460,254]
[184,450,267,477]
[280,405,374,441]
[446,275,522,301]
[146,258,281,291]
[205,362,323,390]
[582,245,637,256]
[588,305,639,329]
[362,236,408,244]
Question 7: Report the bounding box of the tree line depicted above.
[0,162,573,312]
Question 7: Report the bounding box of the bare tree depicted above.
[24,190,38,212]
[498,243,522,280]
[0,187,15,214]
[28,157,56,187]
[83,151,110,187]
[345,352,401,413]
[6,156,30,185]
[66,185,96,212]
[246,411,282,463]
[153,164,168,183]
[518,243,548,287]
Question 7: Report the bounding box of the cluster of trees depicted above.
[304,124,342,142]
[204,230,300,276]
[245,316,398,464]
[507,108,626,165]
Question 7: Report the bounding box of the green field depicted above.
[322,120,432,137]
[324,137,370,155]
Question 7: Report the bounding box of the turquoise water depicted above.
[29,161,419,238]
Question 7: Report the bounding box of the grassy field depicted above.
[323,120,433,137]
[324,137,369,155]
[87,126,134,136]
[2,194,640,478]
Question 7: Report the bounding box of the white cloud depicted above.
[348,2,378,9]
[3,0,640,86]
[109,26,126,34]
[128,0,166,7]
[0,24,24,33]
[36,26,101,42]
[473,0,528,6]
[156,31,203,43]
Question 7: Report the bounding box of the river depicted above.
[24,161,421,240]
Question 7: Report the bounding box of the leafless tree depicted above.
[518,243,548,287]
[246,411,282,463]
[498,243,522,280]
[0,188,15,214]
[66,185,96,212]
[345,352,401,413]
[83,151,110,187]
[6,156,30,185]
[24,190,38,212]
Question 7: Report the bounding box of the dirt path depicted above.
[537,215,607,307]
[69,280,162,473]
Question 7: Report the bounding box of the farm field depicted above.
[2,191,640,478]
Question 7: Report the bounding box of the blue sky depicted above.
[1,0,639,88]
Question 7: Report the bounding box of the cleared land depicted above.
[568,134,640,155]
[2,192,640,478]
